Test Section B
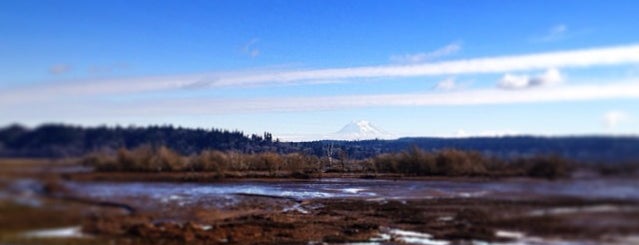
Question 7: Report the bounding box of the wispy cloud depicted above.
[498,68,563,89]
[433,77,473,91]
[196,43,639,88]
[185,81,639,113]
[88,63,130,74]
[434,77,458,91]
[4,43,639,102]
[533,24,568,42]
[390,42,461,63]
[3,77,639,126]
[454,129,519,138]
[242,38,261,58]
[13,80,636,117]
[48,64,72,75]
[602,110,629,129]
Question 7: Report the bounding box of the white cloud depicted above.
[602,111,629,129]
[88,63,129,74]
[531,68,563,86]
[551,24,568,34]
[390,42,461,63]
[242,38,260,58]
[455,129,468,137]
[9,80,637,117]
[534,24,568,42]
[198,43,639,88]
[178,81,639,113]
[3,43,639,103]
[3,79,639,128]
[453,129,519,138]
[498,74,530,89]
[498,68,563,89]
[48,64,72,75]
[434,78,458,90]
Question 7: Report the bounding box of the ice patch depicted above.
[22,226,89,239]
[283,203,309,214]
[389,229,432,238]
[437,216,454,222]
[483,230,602,245]
[495,230,525,239]
[370,233,391,241]
[343,188,366,194]
[382,228,450,245]
[457,191,488,198]
[528,205,639,216]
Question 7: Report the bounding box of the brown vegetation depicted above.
[84,146,322,178]
[370,147,572,179]
[82,145,575,179]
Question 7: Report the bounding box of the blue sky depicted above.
[1,0,639,140]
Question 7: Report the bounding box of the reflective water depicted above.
[61,177,639,210]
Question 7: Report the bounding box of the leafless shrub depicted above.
[85,145,575,179]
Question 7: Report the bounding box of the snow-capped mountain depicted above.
[325,120,395,140]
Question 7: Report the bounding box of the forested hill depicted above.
[0,124,282,157]
[1,124,638,163]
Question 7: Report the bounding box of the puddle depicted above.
[0,178,44,207]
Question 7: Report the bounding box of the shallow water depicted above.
[61,177,639,210]
[6,177,639,245]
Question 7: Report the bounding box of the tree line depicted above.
[2,124,639,165]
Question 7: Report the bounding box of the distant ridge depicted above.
[1,124,639,163]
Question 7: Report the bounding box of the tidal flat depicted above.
[1,159,639,245]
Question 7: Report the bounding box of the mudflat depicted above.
[1,159,638,244]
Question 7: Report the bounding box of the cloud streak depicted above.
[12,81,636,118]
[4,76,639,128]
[498,68,563,89]
[603,111,629,129]
[390,42,461,63]
[4,43,639,103]
[196,43,639,88]
[242,38,261,58]
[534,24,568,42]
[48,64,72,75]
[196,81,639,113]
[434,78,458,91]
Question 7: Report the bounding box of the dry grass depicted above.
[83,145,575,179]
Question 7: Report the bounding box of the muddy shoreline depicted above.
[63,171,505,183]
[2,160,639,244]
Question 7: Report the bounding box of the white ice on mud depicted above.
[22,226,89,239]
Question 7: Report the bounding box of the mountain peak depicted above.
[329,120,394,140]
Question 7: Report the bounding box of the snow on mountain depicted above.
[325,120,395,140]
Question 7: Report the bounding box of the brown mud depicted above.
[1,159,639,244]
